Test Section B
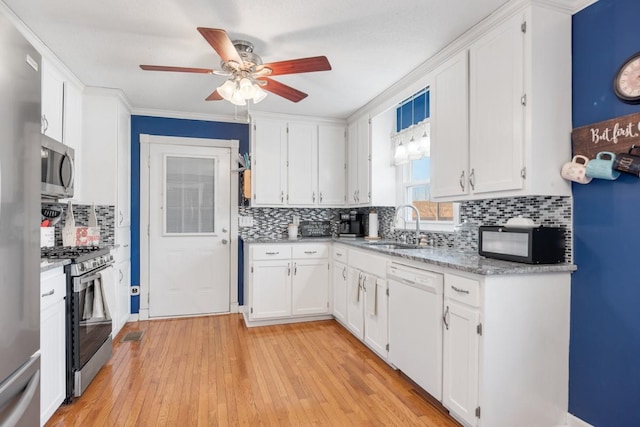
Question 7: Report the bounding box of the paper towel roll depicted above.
[368,211,378,238]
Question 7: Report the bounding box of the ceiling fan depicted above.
[140,27,332,106]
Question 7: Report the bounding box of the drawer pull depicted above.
[304,251,317,254]
[335,253,343,257]
[41,289,55,297]
[265,252,280,255]
[452,285,470,294]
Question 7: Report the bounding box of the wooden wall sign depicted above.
[571,112,640,159]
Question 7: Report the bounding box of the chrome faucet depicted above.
[394,204,421,244]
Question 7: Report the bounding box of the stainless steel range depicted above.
[41,246,114,401]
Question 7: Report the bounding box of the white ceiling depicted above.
[4,0,516,120]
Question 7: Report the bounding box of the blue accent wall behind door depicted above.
[571,1,640,425]
[129,115,249,313]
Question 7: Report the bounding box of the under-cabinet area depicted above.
[244,239,573,427]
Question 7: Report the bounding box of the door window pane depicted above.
[165,156,215,234]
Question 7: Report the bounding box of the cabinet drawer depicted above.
[252,245,291,260]
[40,269,66,311]
[444,274,480,307]
[292,244,329,259]
[333,245,348,262]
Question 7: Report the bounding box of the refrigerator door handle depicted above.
[0,355,40,427]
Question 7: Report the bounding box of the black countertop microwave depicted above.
[478,225,565,264]
[41,135,74,200]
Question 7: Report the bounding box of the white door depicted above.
[363,276,388,358]
[442,299,480,427]
[148,143,231,317]
[318,124,346,206]
[346,121,359,205]
[252,118,287,205]
[288,122,318,206]
[251,261,291,319]
[346,267,364,339]
[332,261,348,323]
[356,116,371,204]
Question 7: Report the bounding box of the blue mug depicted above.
[585,152,620,180]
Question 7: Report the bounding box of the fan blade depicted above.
[206,90,223,101]
[258,77,308,102]
[260,56,331,76]
[197,27,243,66]
[140,65,214,74]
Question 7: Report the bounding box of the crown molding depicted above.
[131,107,252,124]
[249,110,346,125]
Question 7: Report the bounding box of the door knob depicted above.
[222,239,228,245]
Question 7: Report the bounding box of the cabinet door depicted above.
[346,121,359,205]
[346,267,364,339]
[318,124,346,206]
[252,118,288,205]
[469,13,524,195]
[291,259,329,316]
[41,59,64,143]
[117,101,131,227]
[288,122,318,206]
[251,260,291,319]
[442,299,480,427]
[431,50,470,199]
[116,260,131,336]
[356,117,371,204]
[332,261,348,323]
[363,276,388,358]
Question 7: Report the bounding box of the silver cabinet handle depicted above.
[287,263,291,276]
[294,262,297,275]
[281,190,284,203]
[459,170,465,192]
[335,252,343,257]
[41,289,55,297]
[356,189,360,203]
[319,192,323,203]
[443,305,450,330]
[342,266,347,280]
[119,269,124,282]
[452,285,470,294]
[304,251,317,254]
[42,114,48,133]
[265,251,279,255]
[312,192,316,203]
[119,211,124,225]
[469,168,476,191]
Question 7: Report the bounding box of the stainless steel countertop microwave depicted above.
[41,135,74,200]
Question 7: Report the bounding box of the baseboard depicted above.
[127,313,139,322]
[567,413,594,427]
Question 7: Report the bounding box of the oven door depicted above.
[72,268,112,370]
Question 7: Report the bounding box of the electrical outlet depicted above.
[239,215,254,227]
[130,286,140,296]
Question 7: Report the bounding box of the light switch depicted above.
[239,215,254,227]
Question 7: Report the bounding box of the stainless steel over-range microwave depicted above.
[41,135,74,199]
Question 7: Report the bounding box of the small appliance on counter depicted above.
[478,217,565,264]
[339,211,365,238]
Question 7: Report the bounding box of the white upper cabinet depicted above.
[41,58,64,142]
[318,124,346,205]
[252,117,288,205]
[251,115,346,207]
[429,4,571,201]
[346,116,370,206]
[287,122,318,206]
[431,50,470,199]
[469,12,525,196]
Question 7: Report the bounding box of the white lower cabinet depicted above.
[40,268,66,426]
[343,249,389,359]
[331,245,349,324]
[245,243,331,325]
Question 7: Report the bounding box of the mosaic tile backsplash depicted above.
[42,202,115,246]
[239,195,573,262]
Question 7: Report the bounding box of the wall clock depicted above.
[613,51,640,104]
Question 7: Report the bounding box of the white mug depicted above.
[287,224,299,240]
[561,155,592,184]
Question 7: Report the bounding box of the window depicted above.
[393,89,457,230]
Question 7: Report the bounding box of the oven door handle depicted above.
[73,272,103,292]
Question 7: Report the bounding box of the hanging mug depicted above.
[561,155,592,184]
[613,145,640,177]
[585,152,620,180]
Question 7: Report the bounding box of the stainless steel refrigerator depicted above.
[0,11,42,427]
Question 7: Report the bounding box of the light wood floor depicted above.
[46,314,460,427]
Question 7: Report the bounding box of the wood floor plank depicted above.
[46,314,460,427]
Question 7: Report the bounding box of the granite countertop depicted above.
[335,238,577,276]
[243,236,577,275]
[40,259,71,273]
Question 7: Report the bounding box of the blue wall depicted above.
[129,115,249,313]
[571,1,640,425]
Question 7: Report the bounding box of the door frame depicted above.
[139,134,239,320]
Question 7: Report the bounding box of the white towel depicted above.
[351,271,361,303]
[366,275,378,316]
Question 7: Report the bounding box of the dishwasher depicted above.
[388,262,444,401]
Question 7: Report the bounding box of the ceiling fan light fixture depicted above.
[217,79,237,101]
[252,85,268,103]
[239,77,257,99]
